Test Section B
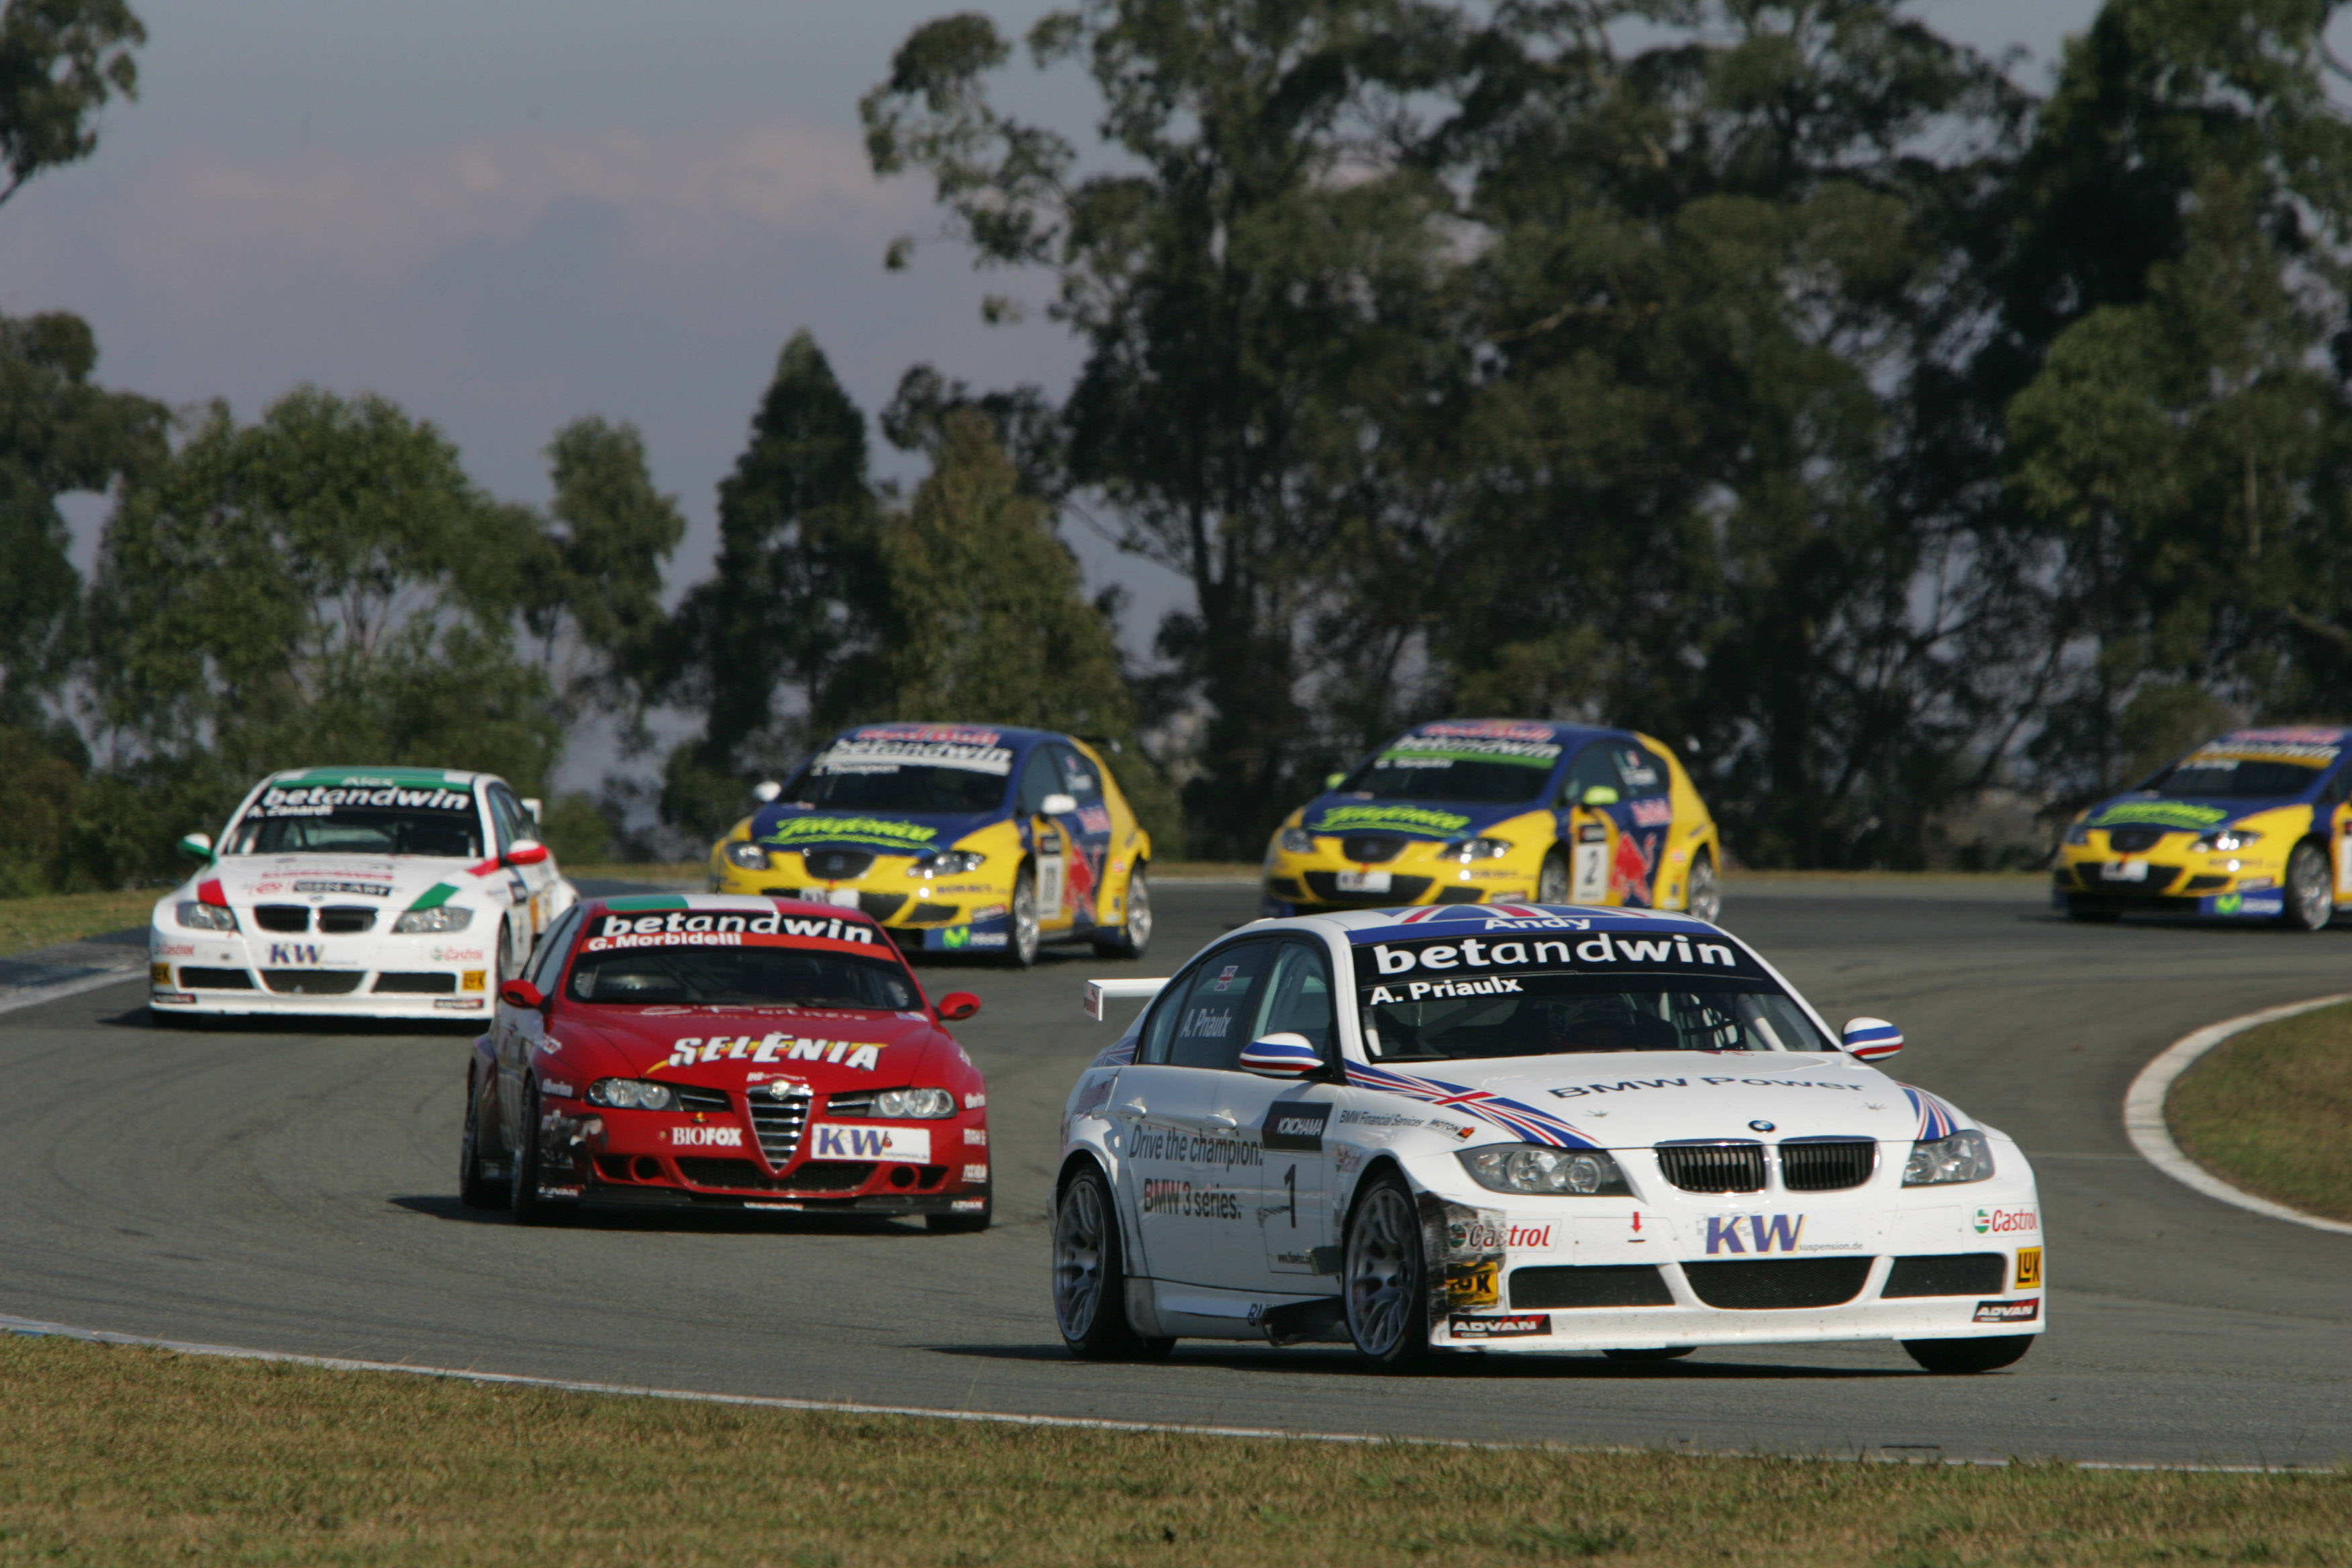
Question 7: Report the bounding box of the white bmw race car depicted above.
[148,766,577,1021]
[1055,903,2044,1373]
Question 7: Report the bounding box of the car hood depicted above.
[748,804,1001,857]
[1302,796,1544,842]
[2081,794,2308,836]
[554,1007,953,1093]
[1352,1050,1954,1148]
[188,854,502,911]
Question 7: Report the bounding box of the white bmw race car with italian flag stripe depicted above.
[148,766,577,1021]
[1053,902,2044,1373]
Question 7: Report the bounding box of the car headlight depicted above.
[908,850,986,879]
[2063,822,2090,846]
[1457,1143,1631,1195]
[1277,826,1316,855]
[1440,836,1513,862]
[726,841,772,871]
[392,905,474,934]
[587,1078,679,1111]
[176,901,237,932]
[873,1087,957,1118]
[1902,1129,1994,1185]
[2190,828,2261,852]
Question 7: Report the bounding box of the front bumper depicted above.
[708,863,1016,952]
[148,933,492,1018]
[2051,859,2286,918]
[1261,846,1534,916]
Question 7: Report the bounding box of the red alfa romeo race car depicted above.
[460,893,991,1230]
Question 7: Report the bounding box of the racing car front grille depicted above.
[671,1084,733,1115]
[750,1084,814,1165]
[907,901,959,923]
[180,967,254,989]
[2094,863,2182,891]
[802,848,875,881]
[1681,1257,1875,1310]
[2105,827,2167,853]
[674,1157,873,1193]
[2184,874,2230,892]
[317,905,377,934]
[1655,1141,1766,1193]
[1778,1138,1877,1191]
[1267,877,1305,900]
[1881,1253,2007,1297]
[857,893,909,922]
[1510,1265,1675,1309]
[1301,872,1434,907]
[252,904,311,932]
[1340,834,1408,864]
[371,971,455,993]
[260,970,366,995]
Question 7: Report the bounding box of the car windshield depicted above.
[566,946,920,1010]
[1339,737,1560,805]
[1361,975,1834,1060]
[226,784,483,858]
[2141,754,2329,800]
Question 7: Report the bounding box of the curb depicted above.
[2122,994,2352,1237]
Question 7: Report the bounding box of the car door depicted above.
[1113,938,1277,1287]
[485,783,556,950]
[1207,938,1342,1289]
[1016,748,1074,934]
[1557,744,1623,903]
[1049,743,1114,933]
[495,904,579,1155]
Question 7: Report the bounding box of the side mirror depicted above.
[1238,1032,1322,1077]
[520,797,542,826]
[505,838,550,867]
[754,780,783,803]
[1841,1017,1903,1061]
[1039,792,1078,817]
[1325,771,1346,789]
[498,979,547,1010]
[1581,785,1620,806]
[178,832,213,858]
[937,991,981,1022]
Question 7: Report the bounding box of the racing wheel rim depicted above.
[1051,1175,1109,1340]
[1012,873,1040,965]
[2288,844,2331,929]
[1122,869,1153,950]
[1686,854,1721,924]
[1536,854,1570,905]
[1344,1183,1420,1359]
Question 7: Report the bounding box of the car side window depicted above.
[1142,940,1275,1070]
[1018,750,1061,815]
[1054,744,1104,804]
[525,906,582,991]
[1611,744,1669,799]
[485,786,526,850]
[1559,744,1622,806]
[1251,942,1336,1062]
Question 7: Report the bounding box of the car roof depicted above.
[822,721,1067,750]
[1236,903,1736,946]
[1383,719,1640,750]
[578,891,888,933]
[263,765,495,789]
[2211,726,2352,749]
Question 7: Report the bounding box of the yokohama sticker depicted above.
[1973,1298,2039,1324]
[1448,1313,1550,1339]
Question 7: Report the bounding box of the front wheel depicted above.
[1093,865,1153,959]
[507,1079,564,1226]
[1051,1165,1171,1360]
[1901,1334,2034,1375]
[458,1064,500,1209]
[1343,1171,1430,1371]
[2280,842,2333,930]
[1003,867,1041,968]
[1685,851,1721,924]
[495,918,520,983]
[1536,852,1571,905]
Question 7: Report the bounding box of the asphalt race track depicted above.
[5,879,2350,1467]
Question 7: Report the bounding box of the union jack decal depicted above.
[1900,1085,1967,1141]
[1346,1061,1602,1148]
[1395,903,1549,925]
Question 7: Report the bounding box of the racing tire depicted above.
[1536,852,1571,906]
[495,918,519,984]
[1004,867,1041,969]
[1343,1171,1432,1371]
[458,1065,501,1210]
[2280,842,2333,931]
[1051,1164,1171,1361]
[927,1193,992,1234]
[507,1078,565,1226]
[1601,1346,1694,1362]
[1900,1334,2035,1375]
[1092,864,1153,959]
[1685,850,1722,924]
[2065,896,2120,923]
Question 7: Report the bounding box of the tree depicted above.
[0,0,145,209]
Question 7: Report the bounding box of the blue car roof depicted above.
[1330,902,1726,944]
[1380,719,1630,751]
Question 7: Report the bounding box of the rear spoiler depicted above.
[1085,977,1169,1021]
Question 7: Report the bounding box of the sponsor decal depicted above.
[1506,1224,1554,1249]
[952,1197,986,1212]
[1973,1298,2039,1324]
[961,1163,989,1181]
[1345,1060,1600,1149]
[2090,801,2227,830]
[256,785,472,818]
[812,1123,932,1161]
[964,931,1009,948]
[1973,1207,2039,1235]
[1309,803,1475,836]
[1610,828,1658,903]
[1261,1101,1331,1153]
[942,926,971,950]
[969,904,1008,923]
[2210,891,2286,917]
[1551,1075,1861,1099]
[430,946,485,963]
[1446,1259,1501,1308]
[964,1128,989,1146]
[1077,804,1113,834]
[761,814,942,850]
[461,970,486,991]
[1704,1214,1808,1255]
[1126,1124,1263,1170]
[1381,733,1562,767]
[1629,799,1673,828]
[1358,930,1745,985]
[1333,1144,1366,1177]
[267,942,322,966]
[1336,1109,1423,1128]
[1418,720,1559,744]
[434,998,485,1011]
[150,963,173,985]
[584,909,879,952]
[965,1092,987,1109]
[1139,1179,1241,1220]
[669,1125,744,1148]
[2014,1247,2043,1290]
[152,991,195,1004]
[662,1034,886,1073]
[1211,964,1240,993]
[543,1081,577,1097]
[1181,1006,1234,1038]
[153,942,195,958]
[1448,1312,1550,1339]
[291,879,392,897]
[815,737,1013,775]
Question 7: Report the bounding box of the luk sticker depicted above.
[2014,1248,2043,1290]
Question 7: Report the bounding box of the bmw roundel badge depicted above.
[1748,1119,1775,1132]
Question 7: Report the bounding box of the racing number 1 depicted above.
[1282,1164,1296,1227]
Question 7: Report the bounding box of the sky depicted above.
[0,0,2103,791]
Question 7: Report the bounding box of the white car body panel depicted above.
[1062,904,2044,1354]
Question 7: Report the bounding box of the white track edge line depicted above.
[0,967,144,1017]
[0,1313,2335,1473]
[2123,993,2352,1236]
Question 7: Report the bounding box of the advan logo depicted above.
[1704,1214,1805,1255]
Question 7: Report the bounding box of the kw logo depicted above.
[268,943,321,966]
[1704,1214,1804,1255]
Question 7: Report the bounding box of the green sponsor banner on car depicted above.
[758,816,941,852]
[2090,801,2228,830]
[1308,803,1475,836]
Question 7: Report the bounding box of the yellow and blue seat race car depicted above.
[1262,721,1723,922]
[708,723,1153,966]
[2053,726,2352,928]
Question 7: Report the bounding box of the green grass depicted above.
[0,888,158,958]
[2169,1000,2352,1223]
[2,1336,2349,1565]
